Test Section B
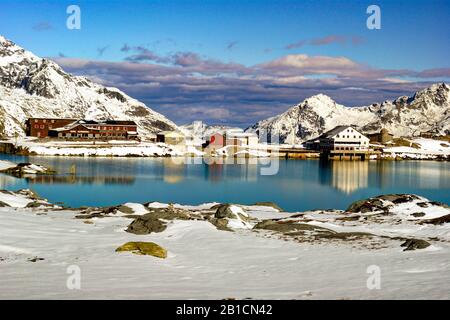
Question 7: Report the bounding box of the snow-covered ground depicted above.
[0,190,449,299]
[11,138,185,157]
[383,138,450,159]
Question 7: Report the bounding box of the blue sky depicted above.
[1,0,449,126]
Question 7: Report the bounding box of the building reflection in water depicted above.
[0,173,21,189]
[203,157,259,183]
[161,158,185,184]
[204,163,224,183]
[371,160,450,190]
[319,159,369,194]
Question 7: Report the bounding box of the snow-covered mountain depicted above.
[180,122,242,139]
[0,35,178,138]
[247,83,450,144]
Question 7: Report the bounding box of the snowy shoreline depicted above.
[1,136,448,160]
[0,188,449,299]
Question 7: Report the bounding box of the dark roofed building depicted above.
[26,118,139,140]
[317,125,370,152]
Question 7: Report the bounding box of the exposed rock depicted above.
[0,163,55,177]
[214,204,236,219]
[117,205,137,215]
[253,219,374,242]
[420,214,450,225]
[16,189,43,200]
[411,212,426,217]
[209,218,233,232]
[252,202,284,212]
[25,201,53,208]
[346,194,421,213]
[0,201,10,207]
[416,202,429,208]
[125,206,191,235]
[115,242,167,258]
[27,257,45,262]
[254,220,331,234]
[401,239,431,251]
[378,194,420,204]
[126,215,167,235]
[346,198,387,213]
[209,204,253,231]
[214,204,249,221]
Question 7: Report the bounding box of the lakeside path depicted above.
[0,189,449,299]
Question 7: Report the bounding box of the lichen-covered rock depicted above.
[115,242,167,258]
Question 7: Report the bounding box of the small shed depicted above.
[156,131,185,145]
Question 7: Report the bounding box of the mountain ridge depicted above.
[246,83,450,143]
[0,35,178,138]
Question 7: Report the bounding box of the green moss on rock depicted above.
[115,242,167,258]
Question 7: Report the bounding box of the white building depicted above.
[319,126,370,152]
[225,130,259,147]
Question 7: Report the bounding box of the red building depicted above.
[26,118,139,140]
[204,132,225,152]
[26,118,77,138]
[209,133,225,147]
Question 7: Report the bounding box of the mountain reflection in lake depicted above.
[0,154,448,211]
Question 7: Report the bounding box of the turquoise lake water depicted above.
[0,154,448,211]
